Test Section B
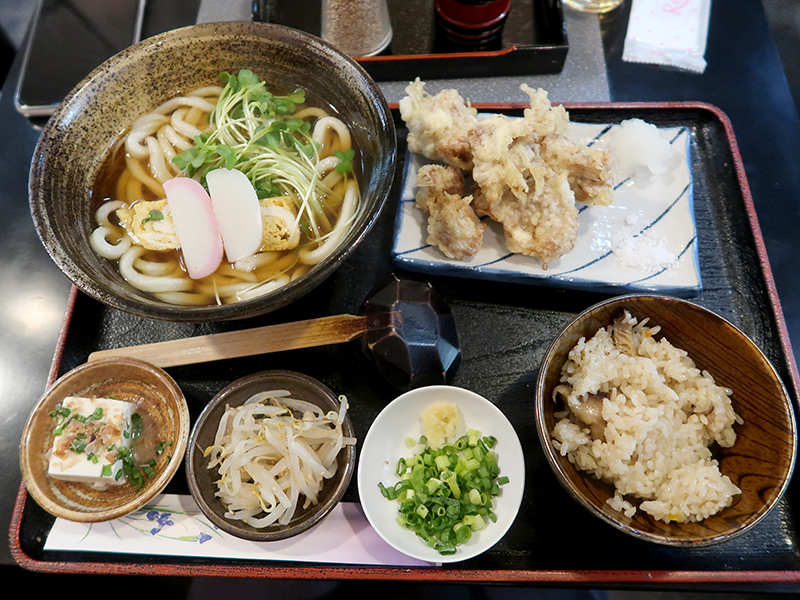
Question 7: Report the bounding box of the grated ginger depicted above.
[421,402,460,449]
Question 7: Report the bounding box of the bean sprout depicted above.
[205,391,355,527]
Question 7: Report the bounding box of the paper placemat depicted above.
[44,494,433,566]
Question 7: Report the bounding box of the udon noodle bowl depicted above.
[89,69,360,306]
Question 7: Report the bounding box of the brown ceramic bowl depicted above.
[535,294,797,546]
[186,370,356,541]
[29,22,396,322]
[19,358,189,522]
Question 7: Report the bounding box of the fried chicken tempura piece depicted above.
[463,99,576,266]
[401,80,615,268]
[519,84,570,140]
[467,86,569,205]
[468,115,543,204]
[427,197,487,260]
[416,164,487,259]
[485,171,579,267]
[415,163,465,212]
[471,156,579,267]
[399,78,477,170]
[455,86,604,266]
[539,133,614,206]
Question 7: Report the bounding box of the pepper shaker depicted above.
[321,0,393,57]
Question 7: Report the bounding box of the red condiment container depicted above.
[434,0,512,43]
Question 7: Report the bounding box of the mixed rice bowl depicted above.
[551,310,743,524]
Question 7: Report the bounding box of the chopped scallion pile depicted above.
[378,430,507,556]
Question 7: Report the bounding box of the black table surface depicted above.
[3,0,800,592]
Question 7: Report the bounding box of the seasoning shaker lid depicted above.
[321,0,393,57]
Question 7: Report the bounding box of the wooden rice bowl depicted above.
[535,293,797,546]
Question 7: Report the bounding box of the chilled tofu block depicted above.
[48,396,135,488]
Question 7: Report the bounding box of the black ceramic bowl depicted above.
[29,22,396,321]
[185,370,356,542]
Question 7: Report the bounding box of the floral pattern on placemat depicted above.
[44,494,432,566]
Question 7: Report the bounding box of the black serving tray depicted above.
[253,0,569,80]
[11,104,800,583]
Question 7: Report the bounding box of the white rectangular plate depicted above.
[392,121,701,296]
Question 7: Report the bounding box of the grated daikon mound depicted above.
[607,118,674,176]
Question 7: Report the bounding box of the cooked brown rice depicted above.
[551,310,743,523]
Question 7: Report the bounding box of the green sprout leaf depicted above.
[334,148,355,175]
[216,145,239,170]
[141,209,164,224]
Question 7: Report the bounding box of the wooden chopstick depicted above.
[87,313,372,368]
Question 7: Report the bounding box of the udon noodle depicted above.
[90,71,360,306]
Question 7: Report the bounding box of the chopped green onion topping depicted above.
[50,401,107,438]
[130,413,143,440]
[49,406,71,419]
[378,429,507,556]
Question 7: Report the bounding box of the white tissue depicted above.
[622,0,712,73]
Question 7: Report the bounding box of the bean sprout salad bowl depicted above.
[357,385,525,563]
[29,21,396,322]
[185,370,356,542]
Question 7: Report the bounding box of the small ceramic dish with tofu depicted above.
[19,357,189,522]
